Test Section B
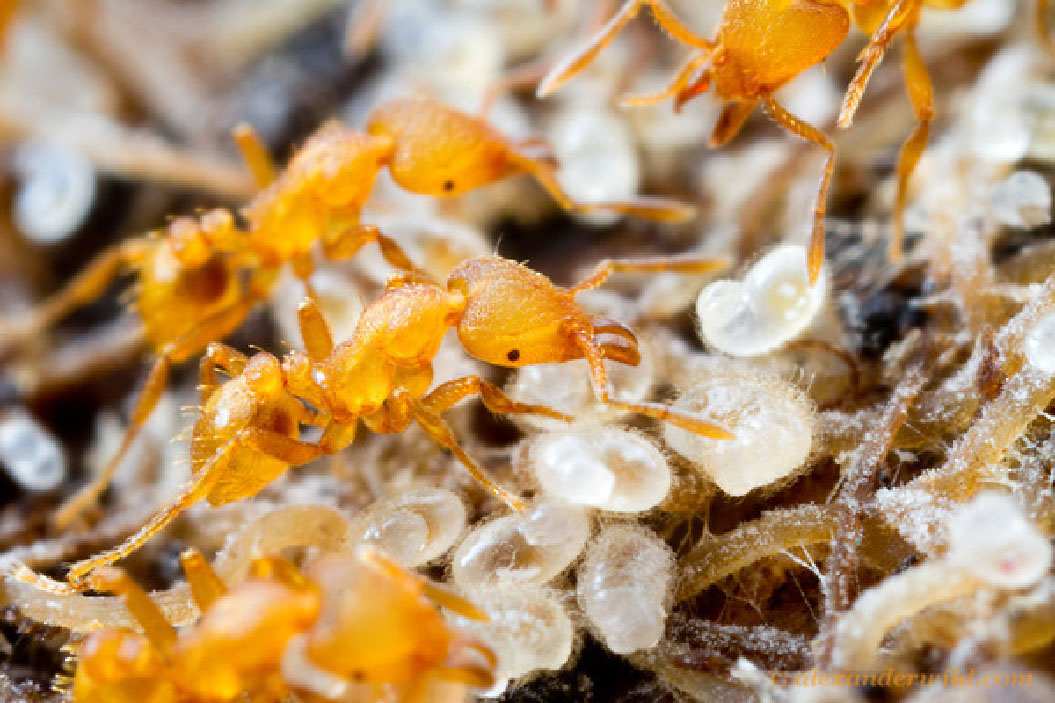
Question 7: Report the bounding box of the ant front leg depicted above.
[571,328,734,440]
[619,53,711,108]
[52,300,256,531]
[838,0,921,128]
[1,239,150,352]
[512,147,696,223]
[392,388,527,512]
[178,547,227,612]
[890,27,933,261]
[66,427,327,589]
[569,253,730,293]
[762,95,835,285]
[537,0,713,97]
[231,122,277,189]
[322,223,428,280]
[89,567,178,656]
[422,376,571,423]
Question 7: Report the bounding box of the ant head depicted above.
[448,257,590,367]
[366,98,518,197]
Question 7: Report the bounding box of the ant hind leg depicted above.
[890,28,933,262]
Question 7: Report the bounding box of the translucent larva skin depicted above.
[527,427,671,512]
[576,526,674,655]
[350,487,467,567]
[664,370,814,496]
[696,245,828,357]
[451,501,592,593]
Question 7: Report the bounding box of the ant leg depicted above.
[1041,0,1054,51]
[513,150,696,223]
[890,28,933,261]
[569,254,729,294]
[435,638,498,688]
[422,376,571,422]
[762,95,835,286]
[52,301,255,531]
[322,223,425,278]
[178,547,227,612]
[538,0,712,97]
[394,389,526,512]
[231,122,276,189]
[619,52,711,108]
[198,342,250,404]
[838,0,920,128]
[344,0,387,58]
[66,427,325,588]
[710,99,759,148]
[65,446,230,589]
[296,298,334,362]
[572,329,734,439]
[89,567,178,656]
[1,239,150,351]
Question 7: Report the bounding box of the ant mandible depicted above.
[58,253,730,589]
[6,96,695,530]
[70,547,495,703]
[537,0,850,285]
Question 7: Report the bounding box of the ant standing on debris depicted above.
[3,97,696,530]
[49,253,729,589]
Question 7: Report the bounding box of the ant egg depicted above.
[947,493,1052,589]
[990,171,1051,229]
[526,428,670,512]
[349,487,466,567]
[0,408,66,492]
[696,245,828,357]
[12,140,96,245]
[450,586,573,694]
[663,371,814,496]
[576,525,674,655]
[1025,313,1055,375]
[451,500,591,593]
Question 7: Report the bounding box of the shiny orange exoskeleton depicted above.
[69,548,494,703]
[59,253,730,588]
[539,0,984,277]
[6,96,694,531]
[538,0,850,285]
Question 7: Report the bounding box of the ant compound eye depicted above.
[506,349,520,362]
[451,500,591,594]
[443,180,455,192]
[696,245,827,357]
[576,525,674,655]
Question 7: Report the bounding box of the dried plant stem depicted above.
[2,505,350,632]
[676,503,838,602]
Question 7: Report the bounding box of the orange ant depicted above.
[4,97,694,531]
[537,0,851,285]
[56,253,730,589]
[69,547,494,703]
